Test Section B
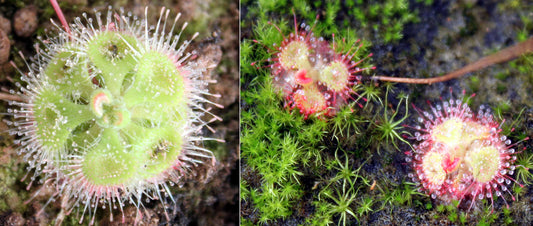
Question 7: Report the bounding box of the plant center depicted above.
[90,89,131,128]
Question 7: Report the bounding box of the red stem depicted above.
[50,0,71,37]
[373,37,533,84]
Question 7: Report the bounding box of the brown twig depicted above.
[0,92,23,102]
[373,37,533,84]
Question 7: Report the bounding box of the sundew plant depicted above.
[262,13,374,118]
[406,93,526,211]
[3,1,221,225]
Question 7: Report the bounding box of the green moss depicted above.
[370,87,411,152]
[345,0,419,43]
[330,102,365,141]
[514,150,533,186]
[430,202,462,223]
[377,180,423,210]
[415,0,434,6]
[241,74,322,220]
[305,150,370,226]
[356,196,374,216]
[503,207,513,224]
[243,0,421,44]
[477,204,500,225]
[0,148,28,213]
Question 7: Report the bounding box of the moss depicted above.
[370,87,411,152]
[242,0,422,44]
[345,0,419,44]
[304,149,371,225]
[514,148,533,186]
[0,148,27,213]
[241,74,325,221]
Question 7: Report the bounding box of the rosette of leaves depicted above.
[6,7,217,224]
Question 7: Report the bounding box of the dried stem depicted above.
[373,37,533,84]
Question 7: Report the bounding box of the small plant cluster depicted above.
[430,201,467,223]
[305,150,371,226]
[4,4,219,225]
[241,75,328,222]
[263,15,374,118]
[345,0,419,43]
[406,93,526,210]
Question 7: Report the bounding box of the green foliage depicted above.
[250,182,302,222]
[459,212,468,224]
[243,0,329,37]
[377,180,423,210]
[371,87,412,151]
[497,106,528,141]
[516,14,532,42]
[240,41,257,76]
[448,211,458,222]
[241,218,255,226]
[436,204,445,213]
[330,103,365,141]
[240,180,250,201]
[512,182,526,199]
[320,186,358,226]
[503,206,513,224]
[307,200,335,226]
[309,150,371,226]
[492,100,512,118]
[345,0,419,43]
[515,150,533,185]
[241,74,327,221]
[509,54,533,76]
[415,0,434,6]
[357,196,374,216]
[477,204,499,225]
[243,0,421,44]
[469,76,480,92]
[32,28,193,186]
[355,83,383,111]
[329,149,371,188]
[432,202,462,223]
